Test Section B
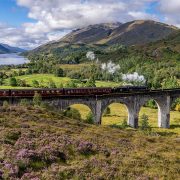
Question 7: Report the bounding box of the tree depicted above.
[48,79,57,88]
[33,92,42,106]
[64,107,81,120]
[85,77,96,87]
[54,67,64,77]
[9,77,17,87]
[161,76,179,89]
[66,80,77,88]
[17,79,27,87]
[32,80,39,88]
[140,114,151,131]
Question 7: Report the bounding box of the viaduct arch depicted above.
[1,89,180,129]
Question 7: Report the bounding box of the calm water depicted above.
[0,53,29,65]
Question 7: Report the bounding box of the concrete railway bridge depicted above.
[3,89,180,128]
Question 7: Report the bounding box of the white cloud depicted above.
[158,0,180,27]
[0,0,179,49]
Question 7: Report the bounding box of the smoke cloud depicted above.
[86,51,95,61]
[122,72,146,84]
[101,61,120,74]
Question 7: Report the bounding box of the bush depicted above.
[64,107,81,120]
[54,67,64,77]
[77,141,95,155]
[85,112,94,124]
[9,77,17,86]
[121,118,128,128]
[32,80,39,88]
[140,114,151,131]
[103,107,111,116]
[20,99,30,106]
[145,99,157,109]
[33,92,42,106]
[17,79,27,87]
[48,79,57,88]
[3,101,9,109]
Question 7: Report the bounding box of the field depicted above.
[71,103,180,135]
[59,63,91,71]
[1,74,120,88]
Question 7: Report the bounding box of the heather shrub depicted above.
[4,130,21,145]
[77,141,95,155]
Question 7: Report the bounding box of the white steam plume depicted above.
[101,61,120,74]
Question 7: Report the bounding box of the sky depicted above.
[0,0,179,49]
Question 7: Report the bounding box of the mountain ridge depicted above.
[0,43,26,54]
[26,20,179,56]
[59,20,178,45]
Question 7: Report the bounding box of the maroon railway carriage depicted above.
[0,87,113,97]
[0,90,10,97]
[63,87,112,96]
[11,89,64,97]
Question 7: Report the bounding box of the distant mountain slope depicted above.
[0,44,11,54]
[26,20,178,57]
[0,43,26,54]
[60,22,122,44]
[61,20,178,46]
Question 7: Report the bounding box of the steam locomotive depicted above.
[0,86,149,97]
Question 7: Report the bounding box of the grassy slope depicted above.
[0,105,179,179]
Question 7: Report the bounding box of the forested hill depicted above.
[24,28,180,89]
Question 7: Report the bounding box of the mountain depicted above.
[60,22,122,44]
[26,20,178,57]
[0,43,26,54]
[0,44,11,54]
[60,20,178,46]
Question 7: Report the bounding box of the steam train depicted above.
[0,86,149,97]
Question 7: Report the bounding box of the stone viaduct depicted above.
[2,89,180,128]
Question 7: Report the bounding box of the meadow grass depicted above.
[72,103,180,135]
[59,63,91,70]
[2,74,119,88]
